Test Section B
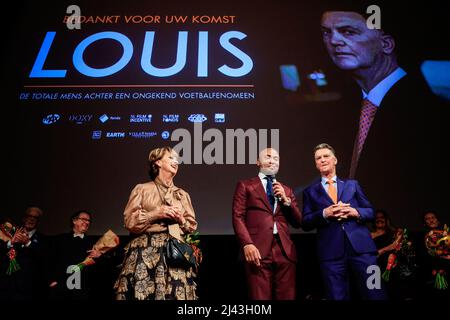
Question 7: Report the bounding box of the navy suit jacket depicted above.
[302,178,377,261]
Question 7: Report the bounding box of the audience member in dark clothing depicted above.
[48,210,101,300]
[371,210,417,299]
[0,207,49,300]
[415,211,450,300]
[371,210,397,270]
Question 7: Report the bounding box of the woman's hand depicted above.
[172,206,186,225]
[160,205,185,224]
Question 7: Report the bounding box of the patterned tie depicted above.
[349,99,378,178]
[327,179,337,203]
[265,176,275,211]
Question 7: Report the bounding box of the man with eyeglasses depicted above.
[48,210,102,300]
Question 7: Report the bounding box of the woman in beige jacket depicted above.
[114,146,198,300]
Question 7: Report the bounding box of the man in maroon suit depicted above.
[232,148,302,300]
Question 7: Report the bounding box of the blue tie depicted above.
[265,176,275,211]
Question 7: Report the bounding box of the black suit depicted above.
[325,73,450,226]
[48,232,97,300]
[0,231,49,300]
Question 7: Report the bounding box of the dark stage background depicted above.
[0,0,449,307]
[74,232,436,301]
[1,0,449,236]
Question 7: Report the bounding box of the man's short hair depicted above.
[320,0,375,19]
[71,210,92,223]
[319,0,398,37]
[25,206,43,218]
[314,143,336,157]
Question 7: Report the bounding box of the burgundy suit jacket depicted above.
[232,176,302,262]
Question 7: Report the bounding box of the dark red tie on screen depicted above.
[349,99,378,178]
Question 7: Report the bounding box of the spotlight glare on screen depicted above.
[421,60,450,100]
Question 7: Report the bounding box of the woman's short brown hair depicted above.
[148,146,173,180]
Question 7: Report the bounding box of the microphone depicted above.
[271,176,283,202]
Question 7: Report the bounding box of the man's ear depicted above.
[380,33,395,55]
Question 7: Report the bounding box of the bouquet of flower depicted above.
[0,222,21,275]
[74,229,120,271]
[382,228,416,282]
[185,231,202,270]
[425,224,450,289]
[0,222,14,242]
[425,224,450,257]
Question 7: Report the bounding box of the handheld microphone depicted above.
[271,176,283,202]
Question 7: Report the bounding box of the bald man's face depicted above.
[257,149,280,176]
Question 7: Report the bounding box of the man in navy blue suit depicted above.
[302,143,386,300]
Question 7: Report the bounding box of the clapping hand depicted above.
[11,227,30,245]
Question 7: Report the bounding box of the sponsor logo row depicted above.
[91,130,171,140]
[42,113,226,125]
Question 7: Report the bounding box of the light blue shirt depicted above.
[258,172,278,234]
[362,67,407,107]
[321,175,337,194]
